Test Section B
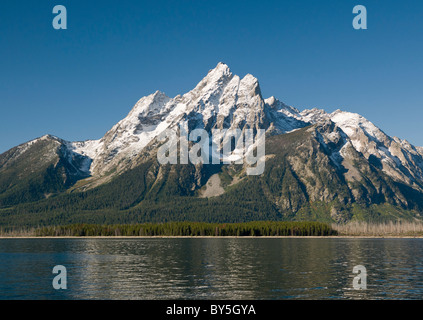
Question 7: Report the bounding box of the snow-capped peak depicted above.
[192,62,232,93]
[297,107,423,186]
[329,110,387,144]
[238,74,262,100]
[207,62,232,79]
[183,62,234,106]
[64,63,423,188]
[298,107,389,153]
[299,108,329,123]
[129,90,171,118]
[265,97,301,117]
[69,63,277,176]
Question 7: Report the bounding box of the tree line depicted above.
[35,221,337,237]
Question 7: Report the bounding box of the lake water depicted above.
[1,238,423,300]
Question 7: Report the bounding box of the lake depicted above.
[1,238,423,300]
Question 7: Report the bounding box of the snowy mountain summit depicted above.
[70,62,310,178]
[64,63,423,192]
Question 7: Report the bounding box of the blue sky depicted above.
[0,0,422,153]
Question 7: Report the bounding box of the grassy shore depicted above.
[333,221,423,237]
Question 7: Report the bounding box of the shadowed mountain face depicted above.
[2,63,423,227]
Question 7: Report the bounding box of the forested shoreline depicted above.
[3,221,423,237]
[32,221,337,237]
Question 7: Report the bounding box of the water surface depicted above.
[1,238,422,299]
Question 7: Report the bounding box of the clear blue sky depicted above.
[0,0,422,153]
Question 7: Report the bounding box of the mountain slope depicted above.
[2,124,421,227]
[0,135,90,207]
[300,108,423,190]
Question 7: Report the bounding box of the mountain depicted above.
[69,63,307,182]
[0,135,89,207]
[2,62,423,227]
